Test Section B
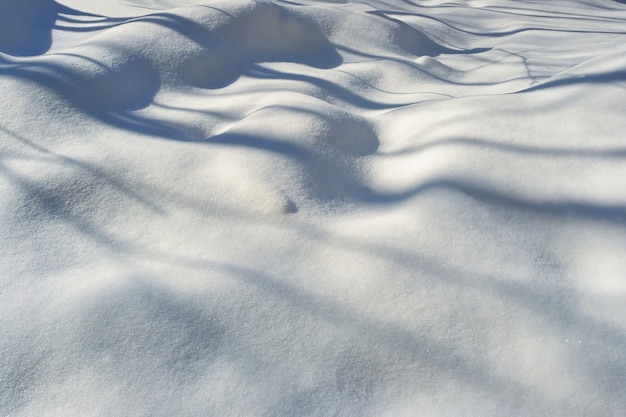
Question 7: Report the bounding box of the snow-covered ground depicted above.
[1,0,625,415]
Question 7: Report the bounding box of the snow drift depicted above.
[1,0,625,416]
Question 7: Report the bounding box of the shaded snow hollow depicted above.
[1,0,626,416]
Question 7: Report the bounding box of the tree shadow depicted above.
[362,178,626,225]
[156,258,540,412]
[370,7,626,43]
[383,136,626,160]
[0,2,344,140]
[0,124,166,269]
[243,64,418,110]
[0,0,58,56]
[75,277,227,377]
[0,1,131,56]
[142,5,342,89]
[2,1,625,414]
[520,69,626,92]
[207,130,375,205]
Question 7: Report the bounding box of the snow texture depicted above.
[1,0,625,416]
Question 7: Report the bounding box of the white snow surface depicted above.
[1,0,626,415]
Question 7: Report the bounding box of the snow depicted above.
[1,0,625,416]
